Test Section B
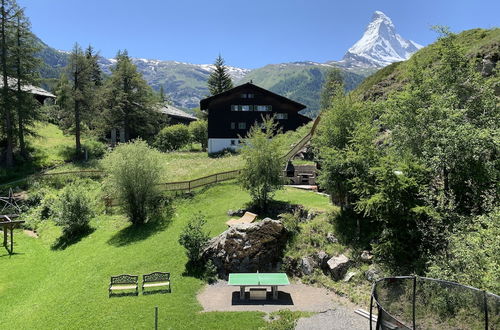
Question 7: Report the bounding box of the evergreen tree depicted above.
[65,43,93,158]
[101,50,159,141]
[13,8,41,158]
[0,0,17,166]
[207,54,233,96]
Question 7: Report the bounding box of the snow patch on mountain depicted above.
[340,11,422,68]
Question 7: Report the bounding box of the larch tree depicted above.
[0,0,17,167]
[207,54,233,96]
[13,8,41,158]
[66,43,92,158]
[101,50,159,141]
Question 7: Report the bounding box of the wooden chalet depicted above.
[159,104,197,125]
[109,104,197,145]
[0,77,55,104]
[200,82,311,153]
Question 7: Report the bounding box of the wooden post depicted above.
[3,225,7,248]
[10,224,13,254]
[154,306,158,330]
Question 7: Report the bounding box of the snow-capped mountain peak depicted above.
[340,10,422,68]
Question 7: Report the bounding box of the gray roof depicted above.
[159,104,197,121]
[0,77,55,98]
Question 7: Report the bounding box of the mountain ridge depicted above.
[36,10,423,116]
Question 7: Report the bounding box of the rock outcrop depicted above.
[327,254,353,281]
[202,218,287,278]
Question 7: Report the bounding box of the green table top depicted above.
[228,273,290,286]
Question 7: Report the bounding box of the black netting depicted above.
[486,292,500,330]
[374,277,414,328]
[415,278,485,329]
[372,277,499,330]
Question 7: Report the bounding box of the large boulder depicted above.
[202,218,287,278]
[326,254,353,281]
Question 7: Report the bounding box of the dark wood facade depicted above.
[200,83,311,153]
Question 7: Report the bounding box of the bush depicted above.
[102,140,163,224]
[188,120,208,151]
[82,139,107,159]
[178,213,210,263]
[54,183,94,236]
[155,124,191,151]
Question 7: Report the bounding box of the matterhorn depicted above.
[340,11,423,68]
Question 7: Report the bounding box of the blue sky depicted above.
[19,0,500,68]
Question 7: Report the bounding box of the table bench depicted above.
[109,274,138,296]
[142,272,171,293]
[228,273,290,300]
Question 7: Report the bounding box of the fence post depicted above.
[413,276,417,329]
[188,180,191,192]
[155,306,158,330]
[369,285,374,330]
[484,290,488,330]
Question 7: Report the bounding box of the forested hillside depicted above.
[314,27,499,293]
[239,63,370,117]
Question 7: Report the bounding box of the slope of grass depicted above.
[0,122,80,184]
[0,182,331,329]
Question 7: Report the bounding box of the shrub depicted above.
[239,116,284,210]
[188,120,208,151]
[155,124,191,151]
[54,182,94,236]
[82,139,107,159]
[178,213,210,263]
[102,140,163,224]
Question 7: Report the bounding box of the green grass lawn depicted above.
[0,182,331,329]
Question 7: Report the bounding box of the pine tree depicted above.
[101,50,159,141]
[207,54,233,96]
[13,8,41,158]
[59,43,96,158]
[0,0,17,167]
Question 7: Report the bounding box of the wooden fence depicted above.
[160,170,241,192]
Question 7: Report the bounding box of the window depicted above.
[238,122,246,129]
[231,140,236,145]
[230,122,235,129]
[240,93,247,99]
[256,105,271,112]
[241,93,255,99]
[231,105,253,111]
[276,113,288,120]
[247,93,254,98]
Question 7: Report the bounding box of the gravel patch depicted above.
[198,280,336,313]
[295,307,370,330]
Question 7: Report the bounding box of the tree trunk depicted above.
[74,63,81,159]
[1,0,14,167]
[16,16,26,159]
[75,99,81,158]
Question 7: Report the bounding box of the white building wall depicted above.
[208,138,241,154]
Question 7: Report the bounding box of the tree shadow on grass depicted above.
[107,216,172,247]
[51,226,96,250]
